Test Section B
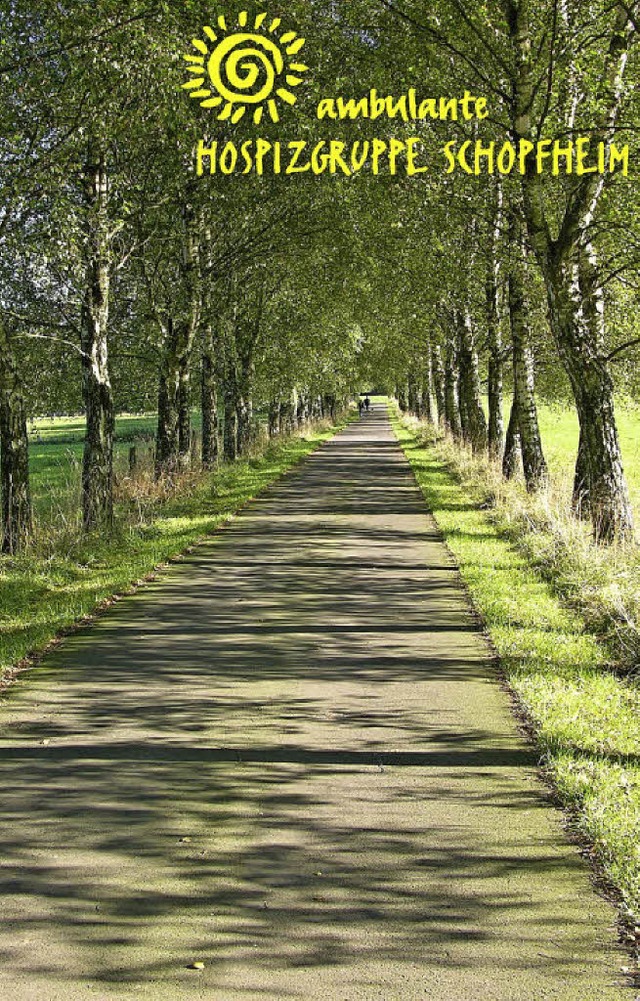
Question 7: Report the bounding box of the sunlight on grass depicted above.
[519,402,640,519]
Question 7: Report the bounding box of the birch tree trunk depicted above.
[0,321,32,553]
[201,324,219,469]
[221,322,239,462]
[155,318,181,473]
[236,315,259,454]
[432,344,446,426]
[237,391,252,454]
[407,372,419,415]
[486,191,504,457]
[502,387,522,481]
[295,391,309,428]
[200,227,219,469]
[507,210,548,491]
[82,139,115,530]
[155,202,201,476]
[544,248,633,538]
[457,310,488,453]
[422,346,436,423]
[323,394,337,421]
[505,0,634,540]
[572,427,592,520]
[177,361,191,460]
[224,393,238,462]
[444,333,462,438]
[268,400,280,438]
[280,390,298,434]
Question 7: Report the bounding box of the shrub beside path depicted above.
[0,406,630,1000]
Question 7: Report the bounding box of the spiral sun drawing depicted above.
[183,12,307,124]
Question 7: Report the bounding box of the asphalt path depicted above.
[0,406,629,999]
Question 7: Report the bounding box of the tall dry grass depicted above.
[406,416,640,674]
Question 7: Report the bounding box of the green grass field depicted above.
[28,403,639,525]
[535,403,640,515]
[29,414,163,520]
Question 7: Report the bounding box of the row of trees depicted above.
[354,0,640,543]
[0,2,363,552]
[1,0,639,552]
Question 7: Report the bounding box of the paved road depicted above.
[0,407,629,999]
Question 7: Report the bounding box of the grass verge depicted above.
[392,411,640,950]
[0,419,346,688]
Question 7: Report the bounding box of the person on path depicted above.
[364,396,371,412]
[358,398,365,417]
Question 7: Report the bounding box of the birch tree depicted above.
[503,0,637,538]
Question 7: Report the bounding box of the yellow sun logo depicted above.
[183,12,307,124]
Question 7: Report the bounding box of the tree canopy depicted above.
[1,0,639,547]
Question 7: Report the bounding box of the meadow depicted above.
[535,403,640,517]
[29,414,174,521]
[27,403,639,527]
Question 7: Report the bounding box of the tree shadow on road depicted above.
[0,413,627,997]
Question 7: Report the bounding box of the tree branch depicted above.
[606,336,640,360]
[0,8,157,76]
[377,0,512,102]
[14,332,88,359]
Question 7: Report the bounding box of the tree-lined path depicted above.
[0,407,627,1000]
